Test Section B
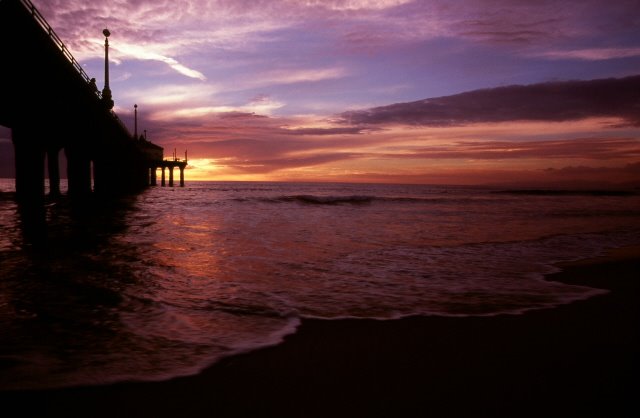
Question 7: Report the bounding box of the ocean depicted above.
[1,179,639,390]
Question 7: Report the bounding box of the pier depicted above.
[0,0,185,210]
[153,153,188,188]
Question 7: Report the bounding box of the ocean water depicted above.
[1,179,639,390]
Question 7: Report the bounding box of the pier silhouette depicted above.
[0,0,185,212]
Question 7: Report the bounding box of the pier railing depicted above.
[17,0,133,138]
[18,0,101,99]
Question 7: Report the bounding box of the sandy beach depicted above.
[1,246,637,418]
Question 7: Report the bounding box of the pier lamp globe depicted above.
[103,28,111,38]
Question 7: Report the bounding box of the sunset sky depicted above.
[2,0,640,185]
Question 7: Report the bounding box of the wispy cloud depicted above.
[150,95,285,120]
[304,0,411,11]
[114,44,206,80]
[118,84,218,106]
[229,67,349,91]
[35,0,640,57]
[382,137,640,161]
[329,162,640,187]
[533,47,640,61]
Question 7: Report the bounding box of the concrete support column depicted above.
[92,158,106,194]
[168,167,174,187]
[161,167,166,187]
[47,148,61,197]
[11,128,46,242]
[151,166,157,186]
[141,165,149,188]
[179,166,184,187]
[12,128,45,205]
[65,147,92,197]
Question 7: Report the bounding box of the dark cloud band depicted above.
[341,75,640,127]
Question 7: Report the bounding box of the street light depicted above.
[134,104,138,139]
[102,28,114,110]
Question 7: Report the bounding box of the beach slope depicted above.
[1,247,637,417]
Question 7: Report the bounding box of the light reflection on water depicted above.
[1,180,640,389]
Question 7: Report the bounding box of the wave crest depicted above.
[277,195,375,205]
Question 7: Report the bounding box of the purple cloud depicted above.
[341,75,640,126]
[383,137,640,161]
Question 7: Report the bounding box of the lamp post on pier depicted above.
[134,104,138,139]
[101,28,114,110]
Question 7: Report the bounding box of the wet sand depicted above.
[2,246,638,417]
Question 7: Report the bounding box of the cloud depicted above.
[281,127,367,136]
[443,0,640,46]
[19,0,639,187]
[544,161,640,178]
[103,42,205,80]
[245,95,285,114]
[306,0,411,11]
[457,18,558,46]
[382,137,640,161]
[127,74,639,183]
[150,95,285,120]
[533,47,640,61]
[221,152,361,174]
[334,161,640,187]
[119,84,218,106]
[340,75,640,127]
[168,133,364,174]
[34,0,640,60]
[230,67,349,91]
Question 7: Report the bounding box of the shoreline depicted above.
[1,246,638,417]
